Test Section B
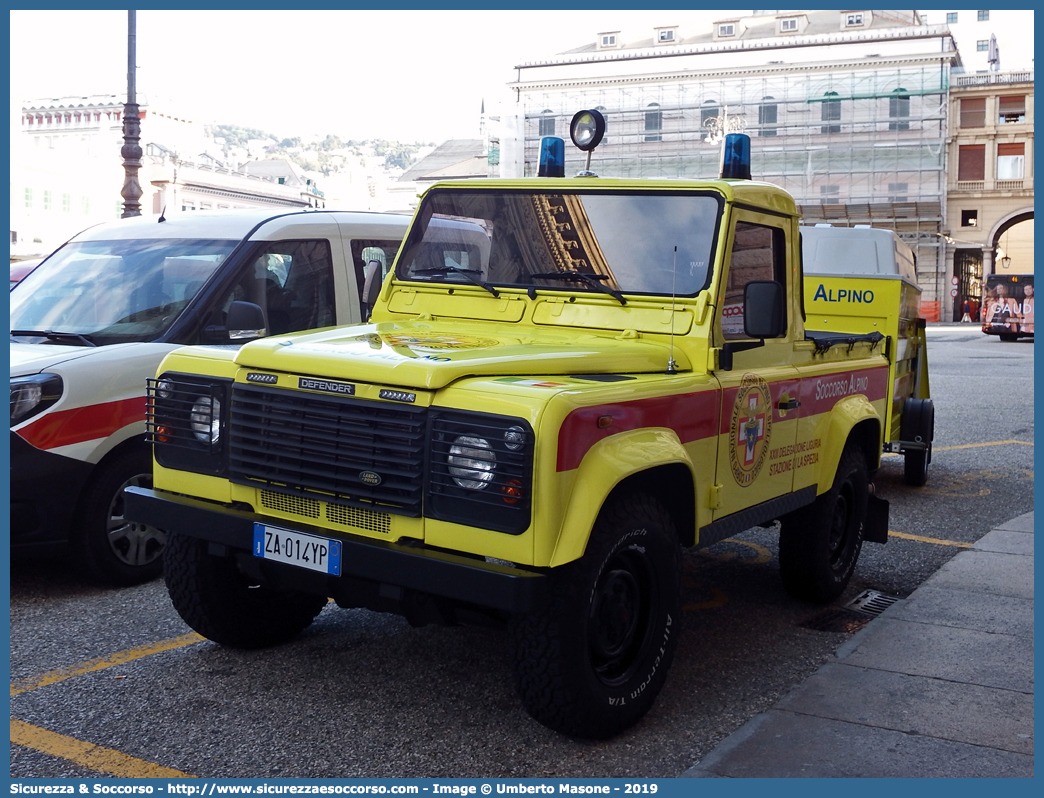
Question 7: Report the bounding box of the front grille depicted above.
[229,385,426,516]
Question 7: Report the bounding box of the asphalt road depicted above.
[8,326,1034,779]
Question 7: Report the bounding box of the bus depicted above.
[982,273,1034,341]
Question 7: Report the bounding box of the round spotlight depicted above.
[569,109,606,152]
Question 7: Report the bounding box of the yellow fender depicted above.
[548,428,696,567]
[811,395,883,494]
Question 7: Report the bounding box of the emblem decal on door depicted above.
[729,373,772,486]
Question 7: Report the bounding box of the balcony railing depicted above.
[952,71,1033,87]
[953,179,1031,192]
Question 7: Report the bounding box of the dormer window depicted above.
[656,27,677,43]
[844,12,865,28]
[780,17,799,33]
[718,23,736,37]
[598,32,619,49]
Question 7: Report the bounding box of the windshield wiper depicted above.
[11,329,98,347]
[412,267,500,298]
[528,271,627,305]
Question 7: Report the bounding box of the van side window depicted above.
[722,221,786,340]
[351,239,404,316]
[220,239,335,336]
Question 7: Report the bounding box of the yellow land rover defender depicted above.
[126,115,932,739]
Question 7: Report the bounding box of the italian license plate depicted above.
[253,523,341,576]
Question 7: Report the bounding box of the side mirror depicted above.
[743,280,785,339]
[362,259,384,319]
[226,300,267,341]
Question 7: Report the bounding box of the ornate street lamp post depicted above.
[121,9,143,218]
[704,105,747,145]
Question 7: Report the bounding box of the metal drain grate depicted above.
[800,590,902,633]
[845,589,902,617]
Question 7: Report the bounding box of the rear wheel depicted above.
[512,491,681,738]
[72,448,166,586]
[164,531,327,649]
[779,446,868,603]
[999,334,1019,342]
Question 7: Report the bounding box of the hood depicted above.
[9,342,137,376]
[233,320,689,390]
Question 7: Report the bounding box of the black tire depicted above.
[779,446,868,603]
[72,448,166,586]
[164,530,327,649]
[901,398,935,488]
[512,492,681,739]
[999,334,1019,342]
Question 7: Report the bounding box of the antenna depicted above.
[667,246,678,374]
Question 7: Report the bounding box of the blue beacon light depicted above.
[720,133,752,180]
[538,137,565,177]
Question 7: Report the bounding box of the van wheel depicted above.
[999,334,1019,342]
[512,492,681,739]
[779,446,867,603]
[165,531,327,649]
[72,449,166,586]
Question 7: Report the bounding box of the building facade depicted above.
[501,9,1034,321]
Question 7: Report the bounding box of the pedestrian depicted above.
[961,299,972,323]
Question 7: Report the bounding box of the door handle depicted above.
[777,399,801,411]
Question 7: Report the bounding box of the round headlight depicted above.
[569,109,606,152]
[155,379,175,399]
[190,396,221,444]
[448,435,496,490]
[503,426,526,451]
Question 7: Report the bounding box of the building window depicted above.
[657,29,675,42]
[82,197,91,214]
[759,97,778,136]
[701,100,720,129]
[821,91,841,133]
[888,182,909,201]
[820,185,840,204]
[961,210,979,227]
[780,17,798,32]
[644,103,662,142]
[960,97,986,128]
[889,88,910,130]
[997,142,1025,179]
[947,12,958,23]
[24,188,33,209]
[845,13,864,27]
[977,10,989,21]
[539,111,555,137]
[62,193,71,213]
[998,96,1026,124]
[718,23,736,37]
[43,190,52,211]
[600,33,617,47]
[958,144,986,181]
[976,40,989,51]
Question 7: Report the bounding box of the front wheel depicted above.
[512,491,681,739]
[779,446,868,603]
[164,531,328,649]
[72,448,166,586]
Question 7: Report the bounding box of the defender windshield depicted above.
[10,239,235,345]
[396,190,721,298]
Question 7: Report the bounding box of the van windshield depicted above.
[10,239,235,345]
[396,189,721,298]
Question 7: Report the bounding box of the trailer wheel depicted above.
[901,398,935,487]
[511,491,681,739]
[72,448,166,586]
[779,445,867,603]
[164,531,327,649]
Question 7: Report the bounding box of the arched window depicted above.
[889,88,910,131]
[821,91,841,134]
[539,110,555,137]
[759,96,778,136]
[701,99,720,129]
[644,103,662,142]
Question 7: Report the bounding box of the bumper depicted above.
[123,487,548,614]
[10,431,94,549]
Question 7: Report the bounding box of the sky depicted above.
[9,9,735,144]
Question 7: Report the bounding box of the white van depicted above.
[10,208,411,585]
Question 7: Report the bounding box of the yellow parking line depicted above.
[935,439,1033,452]
[889,530,973,548]
[10,719,195,778]
[10,632,205,697]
